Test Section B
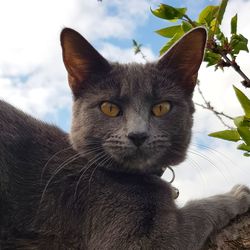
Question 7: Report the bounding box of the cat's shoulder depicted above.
[0,99,67,139]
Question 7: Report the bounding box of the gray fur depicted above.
[0,27,249,249]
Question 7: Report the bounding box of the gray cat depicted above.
[0,27,249,250]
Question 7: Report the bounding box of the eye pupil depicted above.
[152,101,170,117]
[100,102,120,117]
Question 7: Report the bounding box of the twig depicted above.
[183,12,250,88]
[183,15,196,27]
[195,82,234,129]
[220,53,250,88]
[208,39,250,88]
[138,50,148,62]
[132,40,148,63]
[195,102,233,129]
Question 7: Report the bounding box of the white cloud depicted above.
[0,0,154,119]
[100,43,156,63]
[72,0,150,40]
[172,110,250,206]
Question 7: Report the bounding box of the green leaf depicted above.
[204,51,221,67]
[151,4,187,21]
[132,39,142,55]
[155,25,182,38]
[231,14,237,34]
[243,152,250,157]
[212,0,228,34]
[210,18,218,33]
[234,116,250,127]
[209,129,241,142]
[198,5,219,26]
[216,31,227,45]
[234,116,244,127]
[181,21,192,32]
[159,32,184,55]
[132,39,138,47]
[217,0,228,25]
[237,126,250,145]
[237,143,250,152]
[233,86,250,118]
[230,34,249,54]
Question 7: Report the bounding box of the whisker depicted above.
[41,146,73,180]
[193,142,250,178]
[88,154,111,195]
[190,143,234,179]
[74,151,107,199]
[188,149,230,185]
[40,153,82,203]
[51,145,103,183]
[41,146,101,180]
[185,157,208,192]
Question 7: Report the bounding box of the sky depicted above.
[0,0,250,205]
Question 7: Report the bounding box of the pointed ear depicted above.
[157,27,207,93]
[60,28,111,95]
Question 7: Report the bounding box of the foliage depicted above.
[151,1,248,65]
[152,0,250,156]
[209,87,250,156]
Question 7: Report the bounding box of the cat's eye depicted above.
[100,102,121,117]
[152,102,171,117]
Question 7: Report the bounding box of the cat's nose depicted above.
[128,132,149,147]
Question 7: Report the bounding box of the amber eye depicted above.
[152,102,171,117]
[100,102,121,117]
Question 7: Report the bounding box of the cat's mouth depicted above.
[104,146,165,176]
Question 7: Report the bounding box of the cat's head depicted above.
[60,27,207,176]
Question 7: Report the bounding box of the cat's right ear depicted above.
[60,28,111,95]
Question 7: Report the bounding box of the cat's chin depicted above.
[103,162,164,177]
[105,152,165,177]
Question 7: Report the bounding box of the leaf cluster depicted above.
[151,1,249,70]
[209,87,250,156]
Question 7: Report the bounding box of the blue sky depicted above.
[0,0,249,204]
[100,0,220,64]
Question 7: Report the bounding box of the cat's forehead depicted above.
[107,63,183,100]
[117,64,153,98]
[83,62,184,103]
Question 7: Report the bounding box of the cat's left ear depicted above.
[60,28,111,95]
[157,27,207,93]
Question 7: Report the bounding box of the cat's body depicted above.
[0,28,250,249]
[0,100,190,249]
[0,100,71,247]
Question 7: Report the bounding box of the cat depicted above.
[0,27,249,250]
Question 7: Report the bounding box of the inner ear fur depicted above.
[60,28,111,95]
[157,27,207,92]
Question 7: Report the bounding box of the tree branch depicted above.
[183,15,196,27]
[208,39,250,88]
[195,82,234,129]
[220,53,250,88]
[204,211,250,249]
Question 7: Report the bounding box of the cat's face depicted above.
[61,28,207,175]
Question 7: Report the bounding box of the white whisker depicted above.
[74,151,107,199]
[88,154,111,195]
[41,146,73,180]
